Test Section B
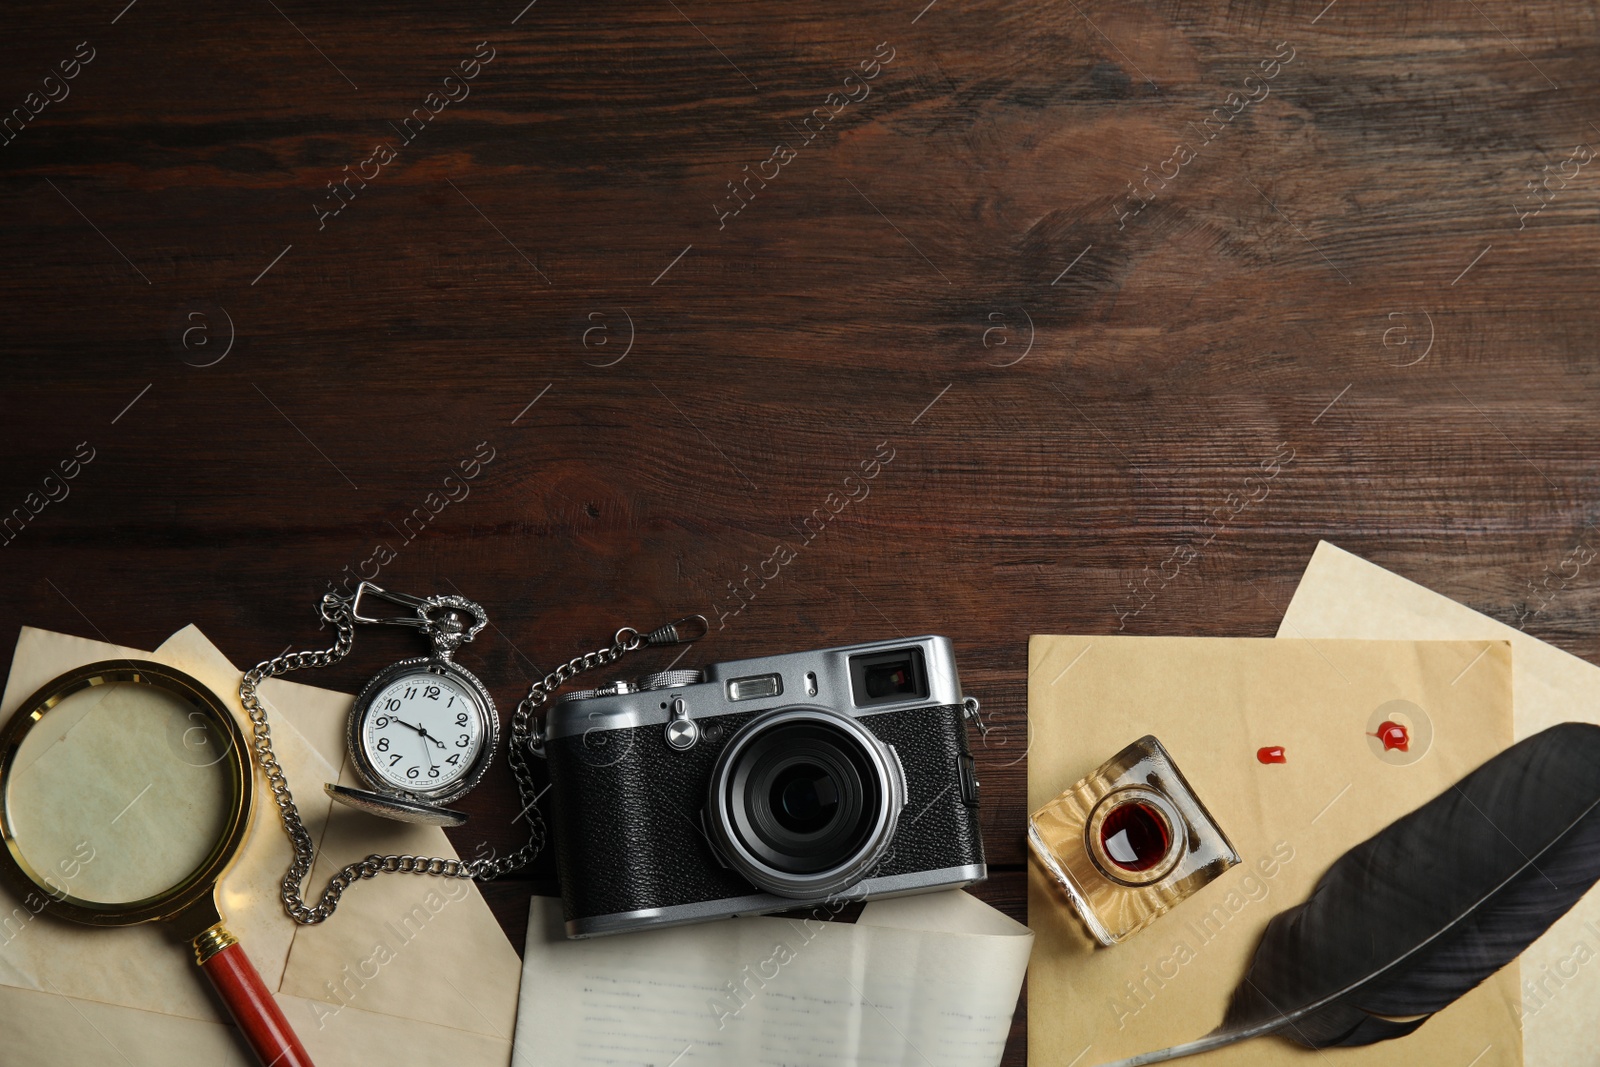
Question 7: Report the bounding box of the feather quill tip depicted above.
[1091,1027,1265,1067]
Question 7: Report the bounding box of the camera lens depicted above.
[772,764,839,833]
[741,724,869,872]
[707,708,905,899]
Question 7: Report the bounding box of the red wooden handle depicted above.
[199,940,316,1067]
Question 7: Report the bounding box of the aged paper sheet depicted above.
[0,625,521,1066]
[1027,636,1518,1067]
[516,888,1034,1066]
[1282,541,1600,1067]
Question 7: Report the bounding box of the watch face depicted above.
[360,670,485,794]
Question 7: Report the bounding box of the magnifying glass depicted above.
[0,660,314,1067]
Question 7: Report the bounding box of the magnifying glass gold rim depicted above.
[0,659,253,926]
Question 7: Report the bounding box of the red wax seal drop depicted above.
[1371,721,1410,752]
[1257,746,1286,764]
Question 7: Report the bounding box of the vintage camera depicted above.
[1029,735,1239,945]
[539,636,986,937]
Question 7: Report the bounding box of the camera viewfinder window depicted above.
[849,648,929,706]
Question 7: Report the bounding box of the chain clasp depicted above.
[349,582,431,627]
[349,581,487,658]
[642,614,710,647]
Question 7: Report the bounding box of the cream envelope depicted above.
[1026,636,1520,1067]
[0,625,521,1066]
[1281,541,1600,1067]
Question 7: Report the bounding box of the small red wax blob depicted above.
[1371,721,1410,752]
[1257,746,1287,764]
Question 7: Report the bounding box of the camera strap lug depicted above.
[961,695,992,739]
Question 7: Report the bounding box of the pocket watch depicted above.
[323,582,500,827]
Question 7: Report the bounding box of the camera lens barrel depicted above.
[706,706,906,899]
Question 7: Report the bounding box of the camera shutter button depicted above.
[664,697,699,750]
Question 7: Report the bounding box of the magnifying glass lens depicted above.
[6,680,235,905]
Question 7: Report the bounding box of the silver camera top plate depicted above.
[543,635,962,744]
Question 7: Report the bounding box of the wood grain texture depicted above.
[2,2,1599,1064]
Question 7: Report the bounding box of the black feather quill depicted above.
[1098,722,1600,1066]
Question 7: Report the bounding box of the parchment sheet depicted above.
[1026,636,1519,1067]
[0,625,521,1066]
[515,889,1034,1066]
[1281,541,1600,1067]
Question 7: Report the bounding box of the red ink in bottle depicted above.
[1097,799,1174,872]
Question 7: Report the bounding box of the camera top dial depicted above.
[555,679,637,705]
[637,669,703,691]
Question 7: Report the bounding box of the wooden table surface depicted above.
[3,1,1598,1063]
